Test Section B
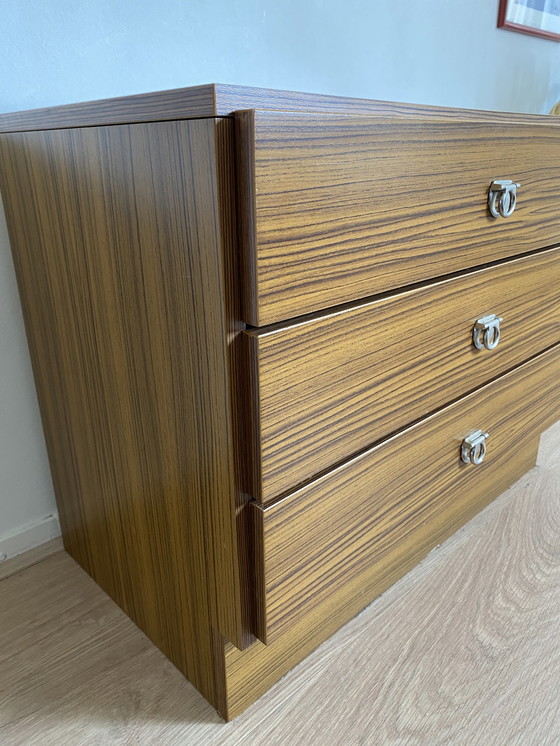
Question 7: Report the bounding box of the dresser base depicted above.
[213,434,540,720]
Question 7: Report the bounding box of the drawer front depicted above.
[236,110,560,325]
[246,247,560,502]
[251,344,560,643]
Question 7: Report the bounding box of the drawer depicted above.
[245,247,560,502]
[236,110,560,325]
[251,344,560,644]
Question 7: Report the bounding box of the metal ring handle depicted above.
[488,180,520,218]
[498,188,516,218]
[473,314,503,351]
[472,328,484,349]
[470,439,487,465]
[483,324,500,350]
[488,189,500,219]
[461,430,489,465]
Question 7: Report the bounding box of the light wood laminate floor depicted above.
[1,421,560,745]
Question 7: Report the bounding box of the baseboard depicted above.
[0,514,61,563]
[0,536,64,581]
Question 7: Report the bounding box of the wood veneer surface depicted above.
[249,345,560,648]
[246,246,560,501]
[237,110,560,324]
[215,353,560,718]
[0,118,245,706]
[1,85,559,725]
[1,82,559,133]
[2,419,558,741]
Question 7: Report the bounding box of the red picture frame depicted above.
[498,0,560,40]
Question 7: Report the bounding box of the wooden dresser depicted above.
[1,84,559,720]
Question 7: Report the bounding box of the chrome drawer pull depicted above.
[461,430,489,465]
[472,314,503,351]
[488,179,520,218]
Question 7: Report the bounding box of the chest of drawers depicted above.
[0,84,559,720]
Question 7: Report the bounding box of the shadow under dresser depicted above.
[0,84,559,720]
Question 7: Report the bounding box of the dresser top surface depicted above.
[0,83,558,134]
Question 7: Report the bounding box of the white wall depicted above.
[1,0,559,558]
[0,203,60,558]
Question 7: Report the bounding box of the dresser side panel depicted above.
[0,117,245,702]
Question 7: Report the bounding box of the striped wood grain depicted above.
[245,247,560,501]
[236,110,560,325]
[0,119,247,709]
[2,83,559,133]
[219,436,551,722]
[2,443,559,743]
[220,424,560,733]
[2,86,560,723]
[252,344,560,645]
